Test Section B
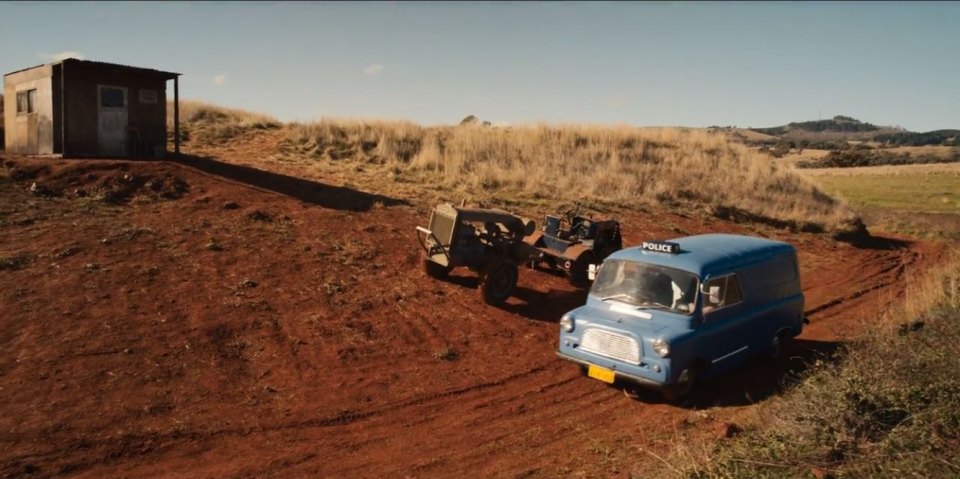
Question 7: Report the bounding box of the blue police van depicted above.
[556,233,804,401]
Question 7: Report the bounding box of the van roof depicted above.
[607,233,795,278]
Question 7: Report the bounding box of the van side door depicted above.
[697,274,753,377]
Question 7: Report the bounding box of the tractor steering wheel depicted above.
[555,203,582,228]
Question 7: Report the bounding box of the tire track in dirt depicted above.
[1,364,555,477]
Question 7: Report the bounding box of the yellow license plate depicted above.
[587,365,615,384]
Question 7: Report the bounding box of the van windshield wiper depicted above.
[600,294,636,303]
[636,301,672,311]
[601,294,672,311]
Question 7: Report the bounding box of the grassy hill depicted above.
[748,115,901,143]
[168,101,864,237]
[755,115,883,135]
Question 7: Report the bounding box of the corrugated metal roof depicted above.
[4,58,180,79]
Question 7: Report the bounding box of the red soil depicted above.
[0,145,943,478]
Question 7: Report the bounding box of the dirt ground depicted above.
[0,138,945,478]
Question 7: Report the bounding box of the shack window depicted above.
[16,89,37,114]
[101,87,125,108]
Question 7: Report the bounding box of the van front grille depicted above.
[580,329,641,365]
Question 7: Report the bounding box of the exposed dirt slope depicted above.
[0,137,943,478]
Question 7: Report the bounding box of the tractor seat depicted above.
[544,215,561,237]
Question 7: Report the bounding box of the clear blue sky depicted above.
[2,1,958,131]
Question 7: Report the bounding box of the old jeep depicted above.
[416,203,538,305]
[525,203,623,286]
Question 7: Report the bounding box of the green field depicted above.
[802,167,960,238]
[810,172,960,213]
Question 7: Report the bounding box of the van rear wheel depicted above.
[766,331,793,360]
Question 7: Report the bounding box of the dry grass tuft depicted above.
[167,101,280,144]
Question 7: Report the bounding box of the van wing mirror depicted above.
[708,286,722,305]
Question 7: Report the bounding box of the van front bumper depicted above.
[556,351,669,390]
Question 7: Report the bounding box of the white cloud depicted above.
[363,64,384,76]
[40,51,85,62]
[212,74,226,86]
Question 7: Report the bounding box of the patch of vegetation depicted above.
[205,237,223,251]
[0,253,33,271]
[673,258,960,478]
[433,347,458,361]
[796,149,960,168]
[874,129,960,147]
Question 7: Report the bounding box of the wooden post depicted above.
[174,76,180,155]
[60,61,67,157]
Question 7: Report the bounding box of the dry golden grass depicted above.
[167,101,280,143]
[887,145,959,158]
[280,120,860,234]
[905,248,960,317]
[167,101,862,235]
[775,148,832,167]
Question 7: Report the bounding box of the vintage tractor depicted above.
[524,203,623,287]
[416,203,538,305]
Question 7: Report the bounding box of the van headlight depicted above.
[652,338,670,357]
[560,313,575,332]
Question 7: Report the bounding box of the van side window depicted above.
[704,274,743,312]
[724,275,742,304]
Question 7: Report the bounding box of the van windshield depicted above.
[590,260,699,315]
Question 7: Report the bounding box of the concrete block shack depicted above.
[3,58,181,158]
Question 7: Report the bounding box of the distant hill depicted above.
[750,115,901,142]
[755,115,881,135]
[711,115,957,149]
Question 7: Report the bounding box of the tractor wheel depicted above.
[424,259,452,279]
[480,261,518,306]
[568,252,594,288]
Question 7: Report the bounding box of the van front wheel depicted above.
[662,364,699,403]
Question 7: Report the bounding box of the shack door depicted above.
[98,85,128,156]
